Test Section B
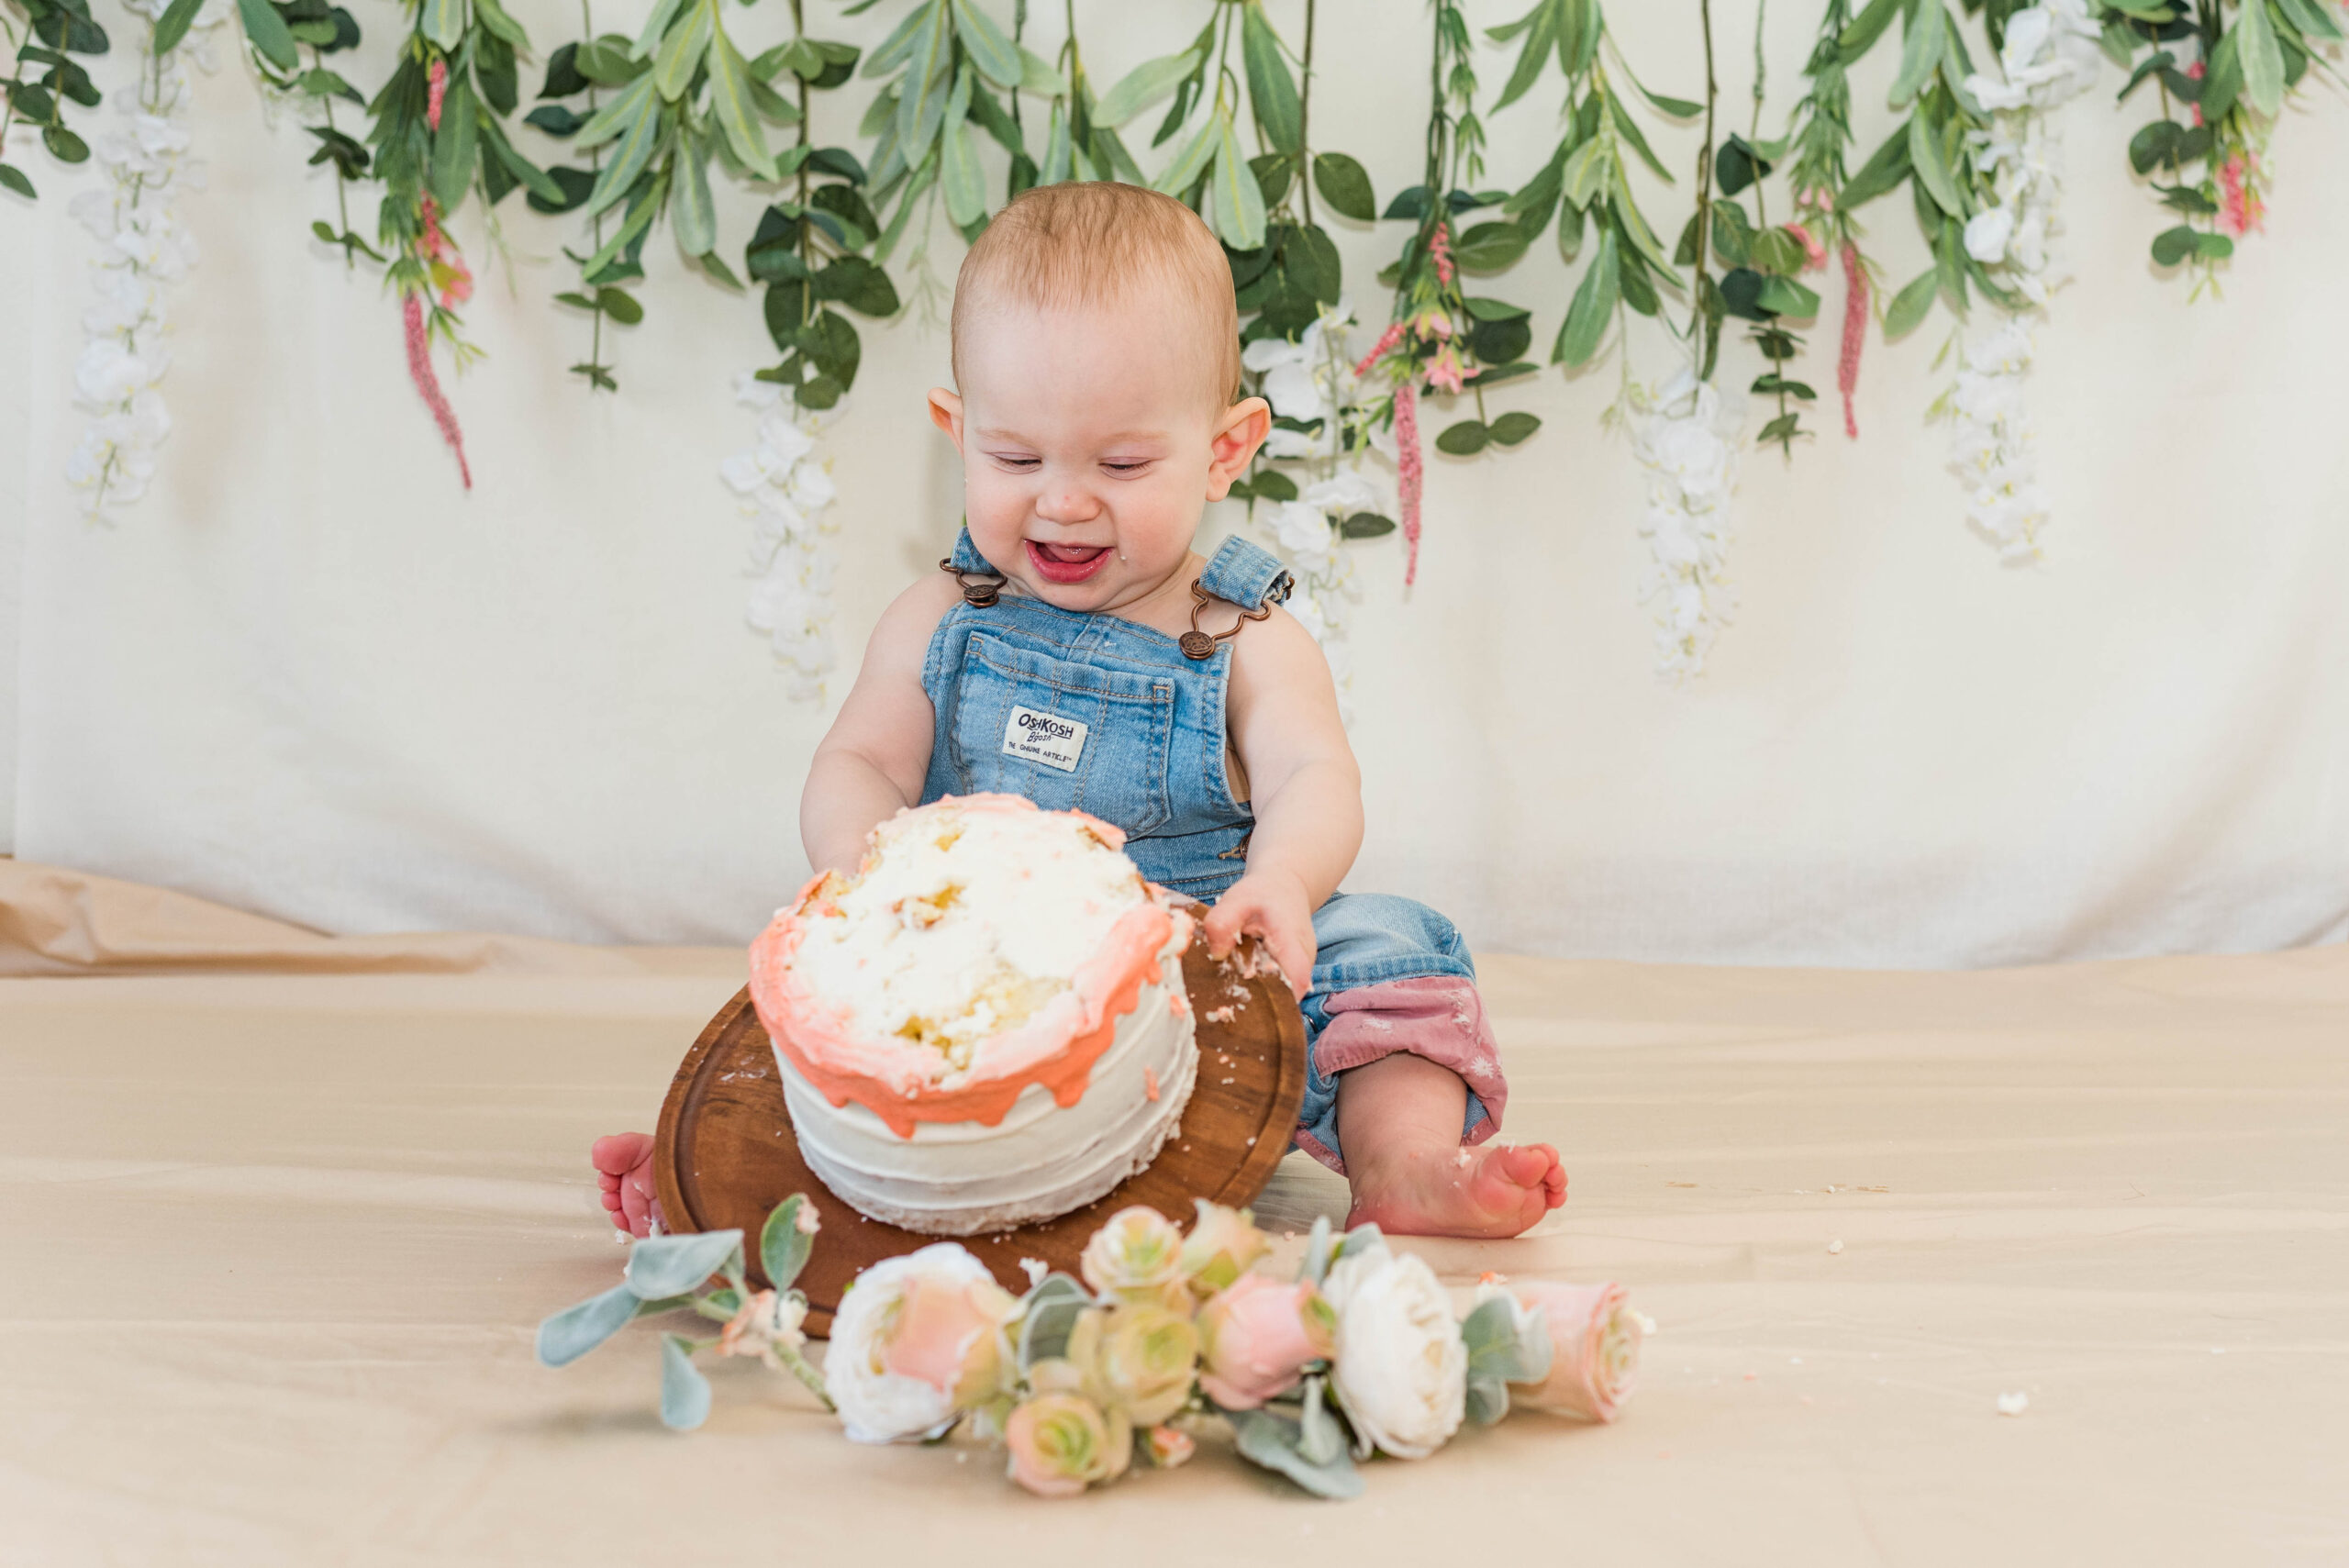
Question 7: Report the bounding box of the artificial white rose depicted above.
[1322,1242,1466,1460]
[823,1243,996,1444]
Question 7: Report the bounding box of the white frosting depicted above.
[779,937,1197,1236]
[790,798,1151,1075]
[773,795,1198,1235]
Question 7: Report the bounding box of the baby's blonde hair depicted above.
[950,182,1241,409]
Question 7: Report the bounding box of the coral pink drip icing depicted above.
[750,868,1189,1140]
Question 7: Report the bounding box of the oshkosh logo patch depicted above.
[1003,706,1088,773]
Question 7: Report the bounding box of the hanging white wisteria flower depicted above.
[63,0,230,524]
[725,373,842,701]
[1940,0,2102,562]
[1627,367,1745,683]
[1239,299,1396,717]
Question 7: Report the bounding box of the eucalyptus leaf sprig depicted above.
[1782,0,1884,438]
[2100,0,2341,298]
[1089,0,1286,252]
[1164,4,1393,535]
[1831,0,2014,341]
[1,0,109,201]
[741,0,896,413]
[528,0,816,391]
[220,0,379,263]
[1675,0,1831,457]
[1338,0,1556,586]
[1487,0,1696,379]
[539,1194,831,1429]
[852,0,1065,300]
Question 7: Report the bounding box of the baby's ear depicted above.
[928,388,966,450]
[1206,395,1271,501]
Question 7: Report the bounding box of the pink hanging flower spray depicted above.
[1838,242,1867,440]
[1428,221,1455,287]
[417,196,473,308]
[1353,323,1404,379]
[1786,223,1828,271]
[426,56,448,130]
[1394,381,1422,588]
[403,292,473,490]
[2218,153,2265,236]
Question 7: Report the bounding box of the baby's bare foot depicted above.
[591,1131,663,1239]
[1344,1142,1567,1240]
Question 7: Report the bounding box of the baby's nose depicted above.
[1035,484,1102,523]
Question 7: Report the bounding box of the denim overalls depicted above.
[919,528,1508,1171]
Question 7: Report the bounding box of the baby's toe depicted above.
[1490,1143,1556,1193]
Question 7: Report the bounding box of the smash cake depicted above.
[749,794,1199,1236]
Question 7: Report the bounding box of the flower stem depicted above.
[1297,0,1316,228]
[1690,0,1719,373]
[582,0,608,384]
[779,1344,835,1409]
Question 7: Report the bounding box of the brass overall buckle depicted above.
[939,558,1007,607]
[1180,580,1274,661]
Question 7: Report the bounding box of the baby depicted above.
[596,182,1564,1240]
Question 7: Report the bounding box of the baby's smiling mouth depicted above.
[1025,539,1112,584]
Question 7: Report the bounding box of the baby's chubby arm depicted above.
[1203,606,1364,995]
[799,573,963,874]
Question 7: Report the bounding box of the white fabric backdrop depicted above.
[3,0,2345,964]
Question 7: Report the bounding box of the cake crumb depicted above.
[1144,1068,1160,1102]
[1204,1005,1239,1025]
[1997,1391,2030,1417]
[1019,1258,1048,1287]
[1827,1239,1844,1254]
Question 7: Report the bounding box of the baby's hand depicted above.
[1202,870,1317,998]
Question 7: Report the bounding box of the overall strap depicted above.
[1179,535,1294,662]
[940,525,1007,606]
[1197,535,1294,612]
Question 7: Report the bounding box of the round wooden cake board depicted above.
[651,925,1308,1336]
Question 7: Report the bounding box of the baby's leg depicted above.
[1294,895,1565,1240]
[591,1131,664,1238]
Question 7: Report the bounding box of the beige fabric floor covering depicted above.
[4,860,2344,1565]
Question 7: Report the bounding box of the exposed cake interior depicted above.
[788,795,1152,1074]
[751,794,1195,1142]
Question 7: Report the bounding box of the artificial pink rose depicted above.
[1003,1395,1131,1498]
[879,1273,1019,1406]
[1511,1281,1642,1423]
[1196,1274,1336,1410]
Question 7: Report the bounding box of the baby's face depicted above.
[930,290,1264,614]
